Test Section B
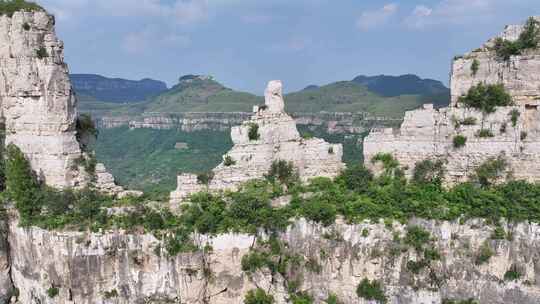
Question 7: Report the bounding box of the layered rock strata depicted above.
[171,81,345,206]
[451,16,540,106]
[0,11,84,188]
[6,215,540,304]
[365,17,540,183]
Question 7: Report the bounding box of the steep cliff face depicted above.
[170,81,345,205]
[0,11,84,188]
[451,16,540,106]
[7,216,540,304]
[365,17,540,184]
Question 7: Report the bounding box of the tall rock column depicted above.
[0,11,84,188]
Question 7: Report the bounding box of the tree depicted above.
[5,144,42,223]
[458,83,512,113]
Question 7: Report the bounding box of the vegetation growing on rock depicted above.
[356,279,386,303]
[458,83,512,113]
[493,17,540,60]
[0,0,43,17]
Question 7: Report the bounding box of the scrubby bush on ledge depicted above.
[356,279,386,303]
[453,135,467,148]
[493,17,540,60]
[0,0,44,17]
[458,83,512,113]
[248,123,260,141]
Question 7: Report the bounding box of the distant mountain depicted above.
[70,74,168,103]
[352,74,450,107]
[144,75,263,113]
[79,74,450,118]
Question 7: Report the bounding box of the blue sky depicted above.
[38,0,540,93]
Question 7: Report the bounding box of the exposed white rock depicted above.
[0,11,84,188]
[7,215,540,304]
[451,16,540,106]
[170,81,345,207]
[366,17,540,184]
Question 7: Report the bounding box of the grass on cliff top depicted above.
[0,0,44,17]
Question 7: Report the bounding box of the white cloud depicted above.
[405,0,493,29]
[356,3,398,31]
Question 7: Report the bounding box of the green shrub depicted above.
[76,114,98,150]
[504,264,522,281]
[356,279,386,303]
[290,292,313,304]
[491,226,506,239]
[475,241,494,265]
[371,153,403,180]
[36,46,48,59]
[458,83,512,113]
[412,159,445,185]
[22,22,30,31]
[453,135,467,148]
[300,197,337,226]
[493,17,540,60]
[471,59,480,76]
[470,155,508,188]
[266,160,298,186]
[404,226,431,251]
[325,293,342,304]
[0,0,44,17]
[442,299,479,304]
[47,287,59,298]
[104,289,118,299]
[301,132,313,140]
[197,171,214,185]
[244,288,275,304]
[5,144,41,224]
[461,117,477,125]
[477,129,494,138]
[223,155,236,167]
[248,123,260,141]
[509,109,520,127]
[338,164,373,193]
[406,259,428,274]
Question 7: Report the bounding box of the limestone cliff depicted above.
[0,10,84,188]
[451,16,540,106]
[170,81,345,205]
[6,215,540,304]
[365,17,540,183]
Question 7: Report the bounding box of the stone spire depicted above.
[264,80,285,113]
[171,80,345,207]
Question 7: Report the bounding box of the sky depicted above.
[37,0,540,94]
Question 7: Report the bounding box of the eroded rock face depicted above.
[171,81,345,206]
[451,16,540,106]
[365,17,540,184]
[0,11,83,188]
[7,216,540,304]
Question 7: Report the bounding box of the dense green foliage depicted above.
[461,117,477,126]
[248,123,260,141]
[36,47,48,59]
[471,59,480,76]
[503,264,522,281]
[266,160,298,186]
[47,287,59,298]
[476,129,494,138]
[412,159,445,185]
[244,288,275,304]
[453,135,467,148]
[493,17,540,60]
[457,84,512,113]
[0,0,43,17]
[510,109,520,127]
[94,127,232,198]
[469,156,508,188]
[356,279,386,303]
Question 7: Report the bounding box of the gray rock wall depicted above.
[6,216,540,304]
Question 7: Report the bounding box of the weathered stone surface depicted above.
[451,16,540,106]
[7,215,540,304]
[171,81,345,206]
[366,17,540,184]
[0,11,85,188]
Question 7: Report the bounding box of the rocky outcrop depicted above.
[365,17,540,183]
[171,81,345,206]
[6,215,540,304]
[0,11,86,188]
[451,16,540,106]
